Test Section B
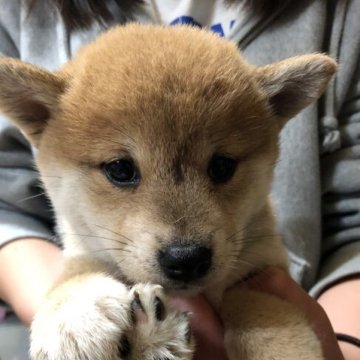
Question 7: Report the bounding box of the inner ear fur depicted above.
[0,58,67,146]
[257,54,337,124]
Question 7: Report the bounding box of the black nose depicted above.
[158,245,212,282]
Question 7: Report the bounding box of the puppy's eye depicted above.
[103,159,140,187]
[208,155,237,184]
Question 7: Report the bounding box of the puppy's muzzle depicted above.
[158,244,212,282]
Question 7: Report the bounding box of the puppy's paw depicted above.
[30,274,132,360]
[30,277,193,360]
[126,284,194,360]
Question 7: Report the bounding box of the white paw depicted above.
[126,284,193,360]
[30,276,193,360]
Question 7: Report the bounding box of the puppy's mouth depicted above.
[161,280,207,296]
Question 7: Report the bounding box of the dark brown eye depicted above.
[208,155,237,184]
[103,159,140,187]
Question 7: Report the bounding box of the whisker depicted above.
[41,175,62,179]
[171,214,198,224]
[230,239,277,248]
[224,229,245,243]
[16,192,47,203]
[90,247,132,254]
[112,124,138,144]
[227,258,257,273]
[95,224,134,244]
[60,233,130,247]
[230,233,284,246]
[173,216,186,224]
[241,234,282,241]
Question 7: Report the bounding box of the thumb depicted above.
[170,295,227,360]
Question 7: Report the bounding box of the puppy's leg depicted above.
[30,257,130,360]
[221,288,323,360]
[30,257,193,360]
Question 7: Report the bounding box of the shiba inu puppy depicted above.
[0,24,336,360]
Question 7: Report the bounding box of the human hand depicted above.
[318,278,360,360]
[170,295,227,360]
[0,238,64,325]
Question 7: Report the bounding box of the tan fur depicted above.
[222,289,323,359]
[0,24,337,359]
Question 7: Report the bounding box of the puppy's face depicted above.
[0,25,336,292]
[41,49,275,291]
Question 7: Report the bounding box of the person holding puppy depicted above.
[0,1,359,359]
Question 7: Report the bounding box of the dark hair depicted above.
[28,0,143,30]
[29,0,280,31]
[233,0,284,13]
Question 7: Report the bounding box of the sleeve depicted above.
[310,61,360,297]
[0,1,59,249]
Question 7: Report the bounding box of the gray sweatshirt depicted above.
[0,0,359,296]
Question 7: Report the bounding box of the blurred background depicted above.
[0,310,29,360]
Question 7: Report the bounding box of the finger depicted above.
[170,295,227,360]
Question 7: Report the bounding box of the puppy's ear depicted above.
[0,58,68,146]
[257,54,337,125]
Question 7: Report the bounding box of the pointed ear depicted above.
[257,54,337,123]
[0,58,67,146]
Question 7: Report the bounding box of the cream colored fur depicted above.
[0,24,337,359]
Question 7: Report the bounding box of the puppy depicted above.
[0,24,336,360]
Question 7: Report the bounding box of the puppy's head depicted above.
[0,25,336,292]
